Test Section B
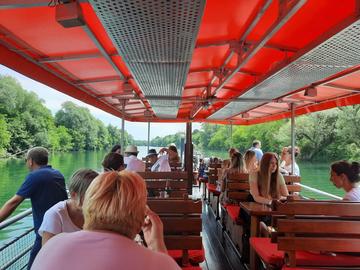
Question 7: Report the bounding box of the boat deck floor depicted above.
[195,186,246,270]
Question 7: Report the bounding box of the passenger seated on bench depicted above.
[280,146,301,176]
[219,152,245,203]
[32,171,181,270]
[151,144,179,172]
[330,160,360,201]
[240,153,289,263]
[38,169,98,246]
[102,152,125,171]
[249,152,289,205]
[244,150,258,174]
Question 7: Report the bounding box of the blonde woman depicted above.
[32,171,180,270]
[244,150,258,173]
[280,146,301,176]
[39,169,98,245]
[219,152,245,203]
[249,152,289,205]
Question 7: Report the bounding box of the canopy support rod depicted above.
[185,122,193,195]
[147,122,150,153]
[230,121,233,147]
[82,25,125,80]
[214,0,306,95]
[290,103,296,175]
[213,0,306,98]
[145,95,275,103]
[121,101,126,154]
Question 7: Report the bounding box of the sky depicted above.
[0,65,201,140]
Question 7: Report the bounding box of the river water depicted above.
[0,147,344,244]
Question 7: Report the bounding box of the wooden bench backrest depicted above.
[138,172,188,198]
[273,200,360,267]
[147,199,202,266]
[144,162,183,171]
[138,171,187,180]
[225,172,250,202]
[283,175,301,193]
[209,163,222,169]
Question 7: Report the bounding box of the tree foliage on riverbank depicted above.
[192,106,360,161]
[0,76,134,156]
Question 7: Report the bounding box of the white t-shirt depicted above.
[151,155,171,172]
[343,186,360,201]
[32,230,181,270]
[125,155,145,172]
[38,201,80,237]
[281,162,300,176]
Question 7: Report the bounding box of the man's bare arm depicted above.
[0,195,25,222]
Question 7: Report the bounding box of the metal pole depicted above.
[230,121,233,147]
[290,103,295,175]
[147,121,150,152]
[185,122,193,195]
[121,101,125,155]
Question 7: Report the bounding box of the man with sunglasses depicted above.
[0,147,67,269]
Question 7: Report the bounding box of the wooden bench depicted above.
[145,162,183,171]
[137,171,188,198]
[283,175,301,194]
[250,200,360,269]
[147,198,203,268]
[221,172,250,252]
[206,163,221,204]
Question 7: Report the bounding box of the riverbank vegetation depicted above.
[192,105,360,161]
[1,76,358,161]
[0,76,134,157]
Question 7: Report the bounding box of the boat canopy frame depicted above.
[1,0,360,125]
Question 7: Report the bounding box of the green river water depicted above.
[0,148,344,245]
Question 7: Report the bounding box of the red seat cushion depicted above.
[295,250,360,267]
[226,205,242,224]
[181,267,202,270]
[282,267,328,270]
[168,249,204,265]
[250,237,284,266]
[206,183,220,196]
[251,238,360,267]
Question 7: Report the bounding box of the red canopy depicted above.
[1,0,359,124]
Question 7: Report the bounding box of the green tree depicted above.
[0,115,10,155]
[335,105,360,160]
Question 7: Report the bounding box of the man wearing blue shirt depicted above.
[249,140,264,162]
[0,147,67,269]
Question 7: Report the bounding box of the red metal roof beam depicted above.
[212,0,306,99]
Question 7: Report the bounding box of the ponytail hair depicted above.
[331,160,360,184]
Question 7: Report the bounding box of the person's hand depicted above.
[142,206,167,254]
[158,148,167,155]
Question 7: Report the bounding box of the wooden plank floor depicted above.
[201,202,246,270]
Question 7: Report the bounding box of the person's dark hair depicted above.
[110,144,121,153]
[26,147,48,166]
[252,140,260,147]
[331,160,360,184]
[69,169,99,205]
[102,152,124,171]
